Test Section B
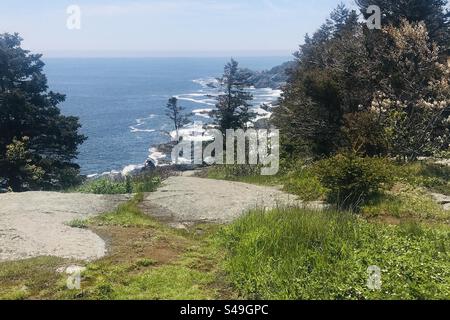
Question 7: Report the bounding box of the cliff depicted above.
[245,61,296,89]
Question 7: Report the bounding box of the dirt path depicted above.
[0,192,130,262]
[141,176,321,224]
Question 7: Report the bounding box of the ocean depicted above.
[43,57,288,175]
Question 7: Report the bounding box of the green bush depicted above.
[131,174,161,193]
[219,208,450,300]
[314,154,393,209]
[76,174,161,195]
[76,178,128,194]
[283,167,326,201]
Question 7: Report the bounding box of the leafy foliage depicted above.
[273,5,450,160]
[356,0,450,54]
[369,21,450,159]
[4,137,45,190]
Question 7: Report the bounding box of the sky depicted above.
[0,0,357,57]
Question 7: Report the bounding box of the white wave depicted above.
[175,94,216,106]
[130,126,156,133]
[193,108,213,119]
[130,114,159,133]
[252,107,271,115]
[122,164,144,176]
[148,147,167,166]
[180,93,207,97]
[170,122,214,142]
[193,77,219,88]
[136,114,157,123]
[193,108,213,113]
[173,157,193,165]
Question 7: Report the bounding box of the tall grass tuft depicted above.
[75,174,161,195]
[219,207,450,300]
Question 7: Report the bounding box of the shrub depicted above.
[76,174,161,195]
[314,154,393,209]
[130,174,161,193]
[342,111,388,156]
[284,167,326,201]
[76,178,129,195]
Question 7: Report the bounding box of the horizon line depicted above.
[38,50,295,59]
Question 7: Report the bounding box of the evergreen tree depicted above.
[273,4,450,159]
[165,97,191,140]
[0,33,86,191]
[213,59,255,132]
[274,6,367,156]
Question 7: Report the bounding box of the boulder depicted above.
[430,193,450,211]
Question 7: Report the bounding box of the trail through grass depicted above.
[0,194,233,300]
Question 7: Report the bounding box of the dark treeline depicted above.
[273,0,450,161]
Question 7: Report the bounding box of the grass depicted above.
[59,224,230,300]
[397,161,450,196]
[65,194,158,229]
[282,167,326,201]
[74,174,161,195]
[1,161,449,300]
[201,165,283,186]
[90,193,159,228]
[0,194,233,300]
[135,258,158,267]
[1,193,449,300]
[0,256,69,300]
[83,265,215,300]
[362,184,450,221]
[65,218,89,229]
[219,207,450,300]
[200,164,326,201]
[201,160,450,215]
[63,194,232,300]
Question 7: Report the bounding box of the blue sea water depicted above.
[43,57,288,175]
